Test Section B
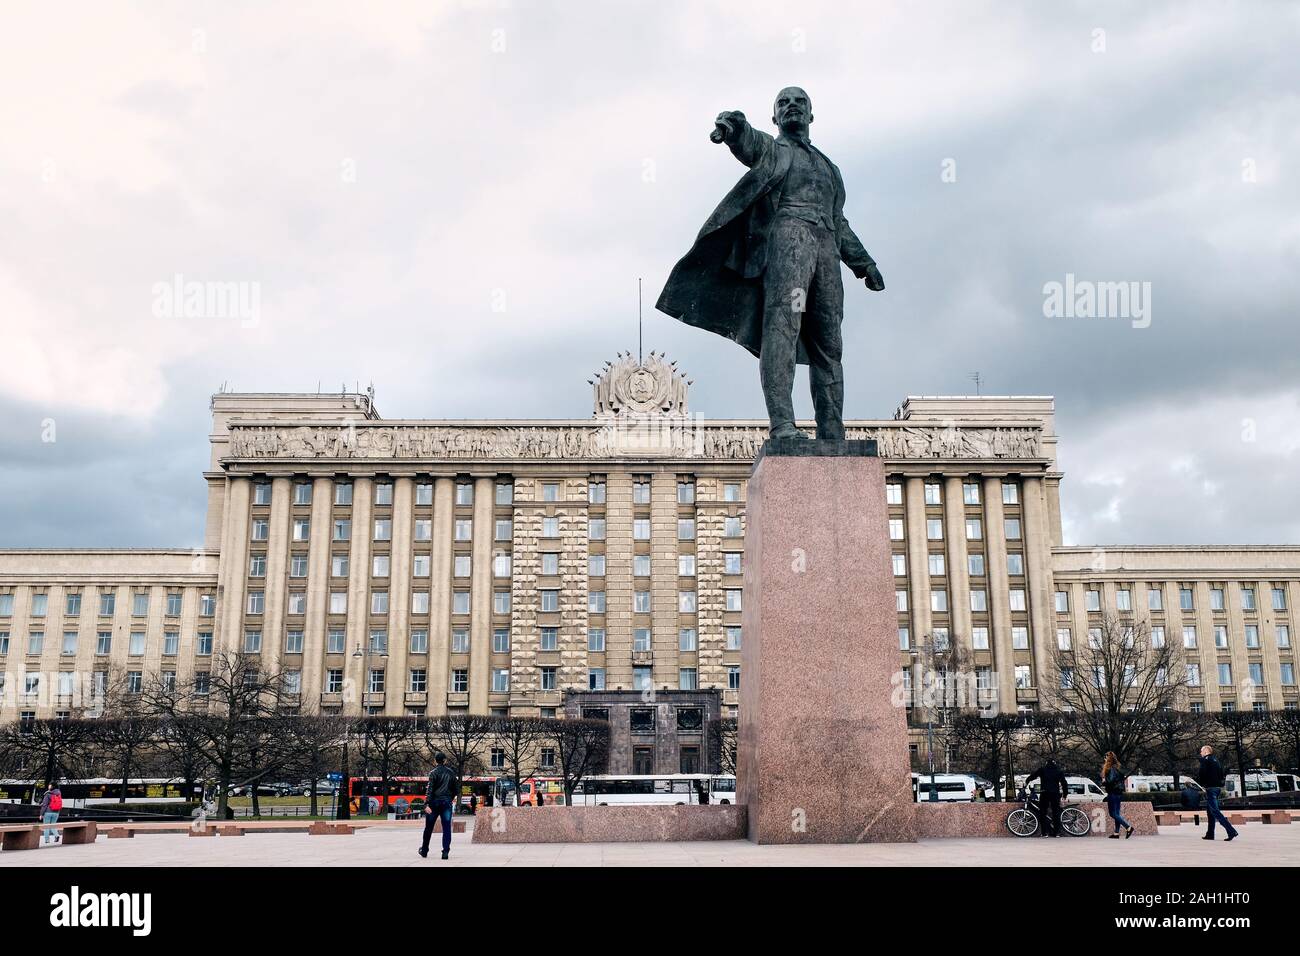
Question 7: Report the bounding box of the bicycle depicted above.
[1006,789,1091,837]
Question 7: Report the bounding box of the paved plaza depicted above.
[3,823,1297,867]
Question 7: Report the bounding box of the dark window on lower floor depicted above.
[633,746,654,775]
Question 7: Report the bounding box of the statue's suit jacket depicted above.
[656,120,877,364]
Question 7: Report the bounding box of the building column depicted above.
[261,477,293,672]
[345,477,374,714]
[301,477,333,705]
[469,477,494,713]
[215,477,252,656]
[983,476,1015,714]
[943,476,972,646]
[1021,476,1056,696]
[427,477,455,716]
[904,477,933,639]
[387,477,415,716]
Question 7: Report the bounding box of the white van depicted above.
[1223,771,1298,796]
[912,773,981,802]
[1006,773,1106,803]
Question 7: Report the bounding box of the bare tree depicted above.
[1043,615,1185,769]
[949,712,1023,800]
[0,717,97,790]
[544,718,610,805]
[1265,708,1300,775]
[142,651,285,817]
[494,716,547,806]
[92,716,162,803]
[1141,708,1212,789]
[422,713,494,803]
[153,713,212,804]
[707,717,738,775]
[283,712,349,816]
[356,716,422,813]
[1213,709,1264,808]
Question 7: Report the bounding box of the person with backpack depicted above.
[1101,752,1134,839]
[40,784,63,845]
[418,752,457,860]
[1196,745,1239,842]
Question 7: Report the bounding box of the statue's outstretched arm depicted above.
[711,110,771,168]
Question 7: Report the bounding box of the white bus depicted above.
[1224,771,1298,796]
[572,774,735,806]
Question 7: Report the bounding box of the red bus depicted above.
[344,775,499,815]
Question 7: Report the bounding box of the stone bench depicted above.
[308,821,355,835]
[1262,811,1292,824]
[1155,812,1182,826]
[0,821,97,851]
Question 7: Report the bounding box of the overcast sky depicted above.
[1,0,1297,550]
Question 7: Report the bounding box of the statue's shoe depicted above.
[768,426,810,441]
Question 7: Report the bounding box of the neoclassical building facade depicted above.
[2,354,1297,736]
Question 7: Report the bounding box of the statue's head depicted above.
[772,86,812,134]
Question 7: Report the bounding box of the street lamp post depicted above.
[353,637,389,816]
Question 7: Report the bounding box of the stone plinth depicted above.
[738,442,916,843]
[914,800,1158,837]
[470,805,747,844]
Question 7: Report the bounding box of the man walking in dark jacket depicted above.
[419,752,457,860]
[1197,746,1239,842]
[1025,758,1069,837]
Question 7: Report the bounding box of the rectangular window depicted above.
[896,590,908,612]
[99,592,116,616]
[249,554,267,577]
[412,591,430,614]
[634,590,651,613]
[409,669,427,693]
[493,668,510,692]
[889,519,904,541]
[587,628,605,652]
[1011,626,1029,650]
[728,666,740,690]
[251,519,269,541]
[970,590,987,612]
[585,517,603,540]
[587,480,605,504]
[371,591,389,614]
[679,627,697,651]
[924,482,941,505]
[679,591,697,613]
[633,518,651,541]
[679,554,697,577]
[540,667,557,691]
[331,554,349,577]
[1002,483,1018,504]
[1180,587,1194,611]
[1215,625,1229,649]
[28,594,47,617]
[541,482,560,502]
[634,628,652,652]
[1116,589,1132,612]
[1015,665,1032,689]
[679,668,698,690]
[968,553,985,577]
[1282,663,1296,686]
[414,519,432,541]
[65,592,81,616]
[1273,587,1288,611]
[253,483,271,505]
[368,669,385,694]
[1151,626,1165,648]
[971,626,989,650]
[1241,587,1257,611]
[588,591,606,613]
[892,553,907,576]
[727,626,742,650]
[61,631,78,655]
[928,553,945,576]
[678,481,695,504]
[634,554,651,577]
[965,518,982,540]
[197,631,213,655]
[724,482,741,502]
[931,590,948,613]
[587,554,605,577]
[633,480,651,504]
[285,629,304,654]
[1148,587,1163,611]
[677,518,696,541]
[371,518,391,542]
[1009,589,1027,612]
[493,553,511,578]
[333,519,351,542]
[927,519,943,540]
[455,483,474,506]
[724,516,742,537]
[495,519,512,541]
[334,482,353,505]
[372,554,390,578]
[454,554,472,577]
[292,518,310,542]
[588,668,606,690]
[452,592,470,614]
[1183,626,1197,649]
[244,630,262,653]
[330,592,347,614]
[411,629,429,654]
[1055,591,1069,613]
[289,554,308,578]
[886,483,903,505]
[132,592,150,616]
[27,631,44,655]
[1218,663,1232,686]
[96,631,112,654]
[495,482,513,505]
[1245,625,1260,649]
[541,589,559,613]
[1004,518,1021,540]
[540,627,558,651]
[247,591,265,614]
[1278,625,1291,648]
[454,519,472,541]
[327,669,344,693]
[294,482,312,505]
[1007,553,1024,576]
[963,482,980,505]
[1085,590,1101,612]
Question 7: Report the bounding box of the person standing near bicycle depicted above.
[1025,757,1069,837]
[1101,752,1134,839]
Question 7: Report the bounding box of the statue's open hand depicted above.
[863,263,885,292]
[711,110,746,144]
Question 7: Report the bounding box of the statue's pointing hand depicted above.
[863,262,885,292]
[710,110,746,144]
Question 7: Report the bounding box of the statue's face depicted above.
[773,87,812,131]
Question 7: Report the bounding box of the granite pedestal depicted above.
[737,439,917,843]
